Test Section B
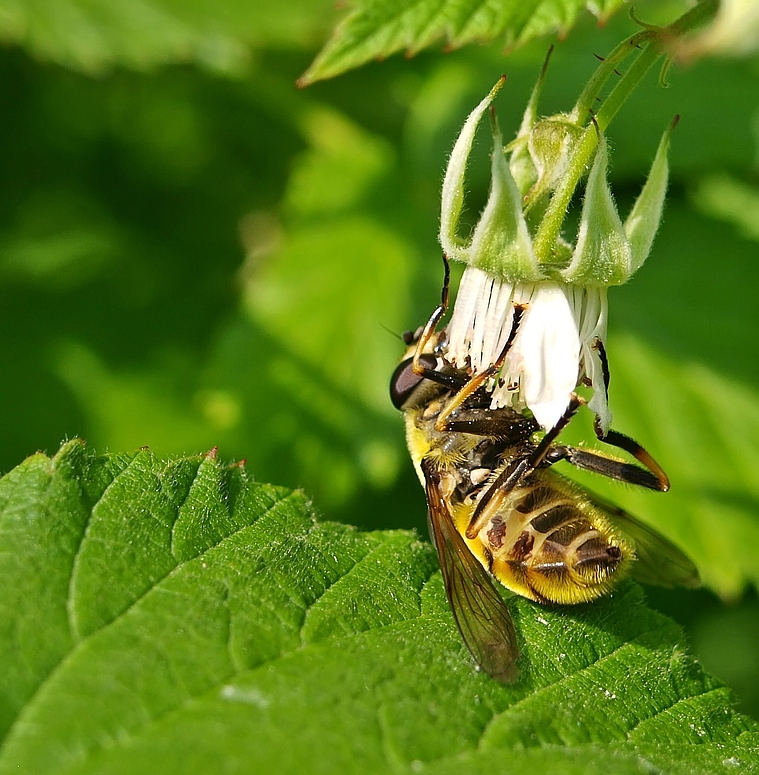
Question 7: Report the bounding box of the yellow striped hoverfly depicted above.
[390,258,699,683]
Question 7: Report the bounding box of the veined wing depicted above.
[587,490,700,589]
[421,458,519,683]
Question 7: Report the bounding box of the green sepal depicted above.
[439,77,505,262]
[562,133,632,285]
[508,50,550,196]
[624,119,674,272]
[468,113,543,281]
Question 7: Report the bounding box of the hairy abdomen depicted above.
[454,471,633,604]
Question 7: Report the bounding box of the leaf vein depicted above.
[163,460,207,560]
[36,602,443,771]
[1,490,297,754]
[101,490,297,631]
[65,454,144,642]
[473,624,670,750]
[624,685,726,740]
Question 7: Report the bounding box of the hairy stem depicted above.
[533,0,718,264]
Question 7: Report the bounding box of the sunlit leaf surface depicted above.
[0,442,756,773]
[301,0,625,84]
[0,0,758,723]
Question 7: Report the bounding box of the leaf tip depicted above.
[51,437,86,461]
[206,446,219,460]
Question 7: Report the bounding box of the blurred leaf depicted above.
[0,72,419,513]
[246,216,412,415]
[300,0,625,85]
[605,55,759,178]
[693,598,759,718]
[0,0,336,74]
[283,106,395,216]
[0,49,305,472]
[0,187,123,290]
[248,107,410,415]
[0,440,757,773]
[205,316,405,512]
[607,198,759,414]
[52,340,213,455]
[229,106,418,507]
[691,174,759,242]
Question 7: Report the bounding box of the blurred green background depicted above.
[1,0,758,717]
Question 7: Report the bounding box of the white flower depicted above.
[446,265,611,433]
[436,75,674,436]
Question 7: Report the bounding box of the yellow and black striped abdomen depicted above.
[454,471,634,605]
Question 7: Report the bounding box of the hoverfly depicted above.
[390,257,699,683]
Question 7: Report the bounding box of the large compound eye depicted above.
[389,354,437,409]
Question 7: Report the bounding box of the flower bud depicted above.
[526,116,584,205]
[440,76,672,287]
[466,112,543,280]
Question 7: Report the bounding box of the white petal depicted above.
[481,276,515,372]
[570,286,612,433]
[447,266,516,373]
[507,284,581,430]
[446,266,481,366]
[587,343,613,435]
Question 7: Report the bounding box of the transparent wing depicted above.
[587,490,700,589]
[422,459,520,683]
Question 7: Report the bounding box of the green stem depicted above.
[532,0,718,264]
[571,30,653,126]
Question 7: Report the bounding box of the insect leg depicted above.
[412,254,451,377]
[433,304,526,432]
[593,422,670,491]
[465,394,583,539]
[545,445,665,490]
[587,337,669,491]
[441,408,538,441]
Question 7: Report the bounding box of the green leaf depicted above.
[0,440,757,773]
[691,173,759,242]
[301,0,625,85]
[0,0,335,74]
